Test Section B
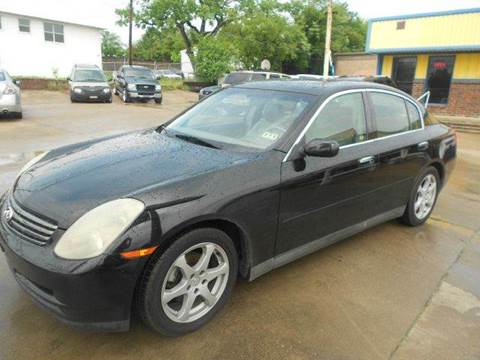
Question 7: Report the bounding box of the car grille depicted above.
[136,84,155,92]
[2,195,58,246]
[83,86,105,92]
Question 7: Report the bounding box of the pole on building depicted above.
[323,0,332,77]
[128,0,133,66]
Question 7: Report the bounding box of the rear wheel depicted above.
[401,167,439,226]
[14,112,22,119]
[137,228,238,336]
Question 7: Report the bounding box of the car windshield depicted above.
[223,73,251,85]
[125,68,154,79]
[0,72,5,81]
[166,88,314,151]
[74,69,106,82]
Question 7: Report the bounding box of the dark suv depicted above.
[68,64,112,103]
[114,66,162,104]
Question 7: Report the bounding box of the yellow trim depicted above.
[454,53,480,78]
[415,55,428,79]
[381,56,393,76]
[369,12,480,51]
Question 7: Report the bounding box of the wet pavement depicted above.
[0,91,479,359]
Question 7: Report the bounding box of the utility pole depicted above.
[323,0,332,77]
[128,0,133,66]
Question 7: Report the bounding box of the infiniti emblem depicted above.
[4,207,13,222]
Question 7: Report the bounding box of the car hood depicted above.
[13,129,256,228]
[124,77,157,85]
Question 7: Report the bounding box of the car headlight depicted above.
[54,198,145,260]
[3,84,17,95]
[73,87,82,94]
[127,84,136,91]
[103,87,111,94]
[155,84,161,91]
[18,152,48,175]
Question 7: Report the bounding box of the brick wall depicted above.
[412,80,480,117]
[334,53,377,76]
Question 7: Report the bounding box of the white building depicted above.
[0,11,103,78]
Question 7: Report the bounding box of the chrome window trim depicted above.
[282,88,425,162]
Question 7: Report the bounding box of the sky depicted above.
[0,0,479,44]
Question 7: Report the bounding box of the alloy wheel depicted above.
[414,174,437,220]
[161,242,230,323]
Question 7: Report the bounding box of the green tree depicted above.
[196,37,235,81]
[101,30,125,58]
[134,28,184,62]
[222,11,310,71]
[287,0,367,73]
[117,0,240,67]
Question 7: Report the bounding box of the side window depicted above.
[406,101,422,130]
[305,93,367,146]
[251,73,266,81]
[269,74,280,79]
[370,92,410,137]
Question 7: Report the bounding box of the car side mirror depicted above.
[302,139,339,157]
[13,79,21,86]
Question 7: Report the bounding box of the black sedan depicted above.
[0,81,456,336]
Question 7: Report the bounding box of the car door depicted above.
[364,90,430,213]
[276,91,383,256]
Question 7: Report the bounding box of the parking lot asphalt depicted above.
[0,91,479,360]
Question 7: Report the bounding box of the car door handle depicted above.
[358,156,375,165]
[417,141,429,150]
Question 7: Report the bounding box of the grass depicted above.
[159,78,188,91]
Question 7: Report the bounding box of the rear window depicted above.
[251,73,267,81]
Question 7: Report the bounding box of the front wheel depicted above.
[155,98,162,105]
[137,228,238,336]
[122,90,130,103]
[401,167,440,226]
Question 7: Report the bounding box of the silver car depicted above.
[0,69,22,119]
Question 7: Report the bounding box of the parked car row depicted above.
[198,71,401,100]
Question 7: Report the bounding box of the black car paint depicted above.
[0,80,456,331]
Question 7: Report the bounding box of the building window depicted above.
[396,21,406,30]
[18,18,30,32]
[426,55,455,104]
[44,22,64,43]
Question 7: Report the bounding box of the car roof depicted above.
[122,65,151,70]
[235,79,408,98]
[74,64,100,69]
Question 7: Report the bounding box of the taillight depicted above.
[3,84,17,95]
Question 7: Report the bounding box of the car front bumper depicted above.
[71,91,112,102]
[0,196,149,332]
[128,90,162,100]
[0,94,22,113]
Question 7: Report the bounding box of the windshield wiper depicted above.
[174,133,221,149]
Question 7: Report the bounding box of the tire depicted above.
[401,166,440,226]
[122,90,130,103]
[155,98,162,105]
[70,95,77,103]
[137,228,238,336]
[14,112,23,119]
